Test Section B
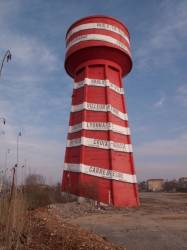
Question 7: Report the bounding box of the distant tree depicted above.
[164,180,177,192]
[25,174,45,186]
[138,181,147,192]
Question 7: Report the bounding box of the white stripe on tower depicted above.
[64,163,137,183]
[66,137,133,153]
[74,78,124,94]
[69,122,130,135]
[71,102,128,121]
[66,22,130,44]
[66,34,131,56]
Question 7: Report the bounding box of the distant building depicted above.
[147,179,164,192]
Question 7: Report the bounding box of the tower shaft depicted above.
[62,15,139,207]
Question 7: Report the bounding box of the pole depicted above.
[15,132,21,186]
[10,166,16,203]
[5,149,10,170]
[16,132,21,168]
[17,135,19,168]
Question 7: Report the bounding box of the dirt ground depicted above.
[27,208,125,250]
[49,192,187,250]
[0,208,125,250]
[1,192,186,249]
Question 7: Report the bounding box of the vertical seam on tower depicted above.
[105,64,114,205]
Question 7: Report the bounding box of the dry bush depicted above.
[24,184,54,209]
[24,175,66,209]
[23,174,52,209]
[24,183,72,209]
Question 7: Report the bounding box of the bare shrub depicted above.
[25,184,54,209]
[24,175,67,209]
[25,174,45,186]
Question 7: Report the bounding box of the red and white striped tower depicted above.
[62,15,139,207]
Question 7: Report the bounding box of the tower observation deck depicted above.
[62,15,139,207]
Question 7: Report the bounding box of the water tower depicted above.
[62,15,139,207]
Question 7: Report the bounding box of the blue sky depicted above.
[0,0,186,183]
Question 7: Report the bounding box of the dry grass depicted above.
[0,188,29,250]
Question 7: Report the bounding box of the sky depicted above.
[0,0,187,183]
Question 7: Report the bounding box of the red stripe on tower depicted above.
[62,15,139,207]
